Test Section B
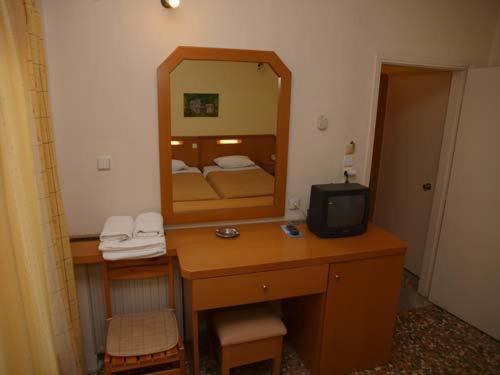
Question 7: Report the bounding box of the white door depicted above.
[373,73,452,275]
[429,67,500,340]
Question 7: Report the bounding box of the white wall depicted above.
[40,0,500,235]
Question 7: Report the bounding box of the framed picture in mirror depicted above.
[184,93,219,117]
[157,46,291,224]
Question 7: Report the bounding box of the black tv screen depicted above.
[327,194,366,228]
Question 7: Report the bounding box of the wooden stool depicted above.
[212,305,287,375]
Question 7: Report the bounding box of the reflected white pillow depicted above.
[214,155,255,169]
[172,159,188,171]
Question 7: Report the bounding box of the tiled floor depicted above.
[354,304,500,374]
[187,271,500,375]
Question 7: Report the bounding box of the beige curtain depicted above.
[0,0,83,373]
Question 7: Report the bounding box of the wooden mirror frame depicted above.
[157,46,291,224]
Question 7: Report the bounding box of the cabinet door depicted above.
[320,255,404,374]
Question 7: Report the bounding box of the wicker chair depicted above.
[103,256,185,375]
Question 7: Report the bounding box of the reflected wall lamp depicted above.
[216,139,242,145]
[161,0,180,8]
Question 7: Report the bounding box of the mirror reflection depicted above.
[170,60,279,213]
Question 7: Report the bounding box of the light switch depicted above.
[317,115,328,131]
[192,143,198,149]
[97,156,111,171]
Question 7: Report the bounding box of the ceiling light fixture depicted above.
[161,0,180,8]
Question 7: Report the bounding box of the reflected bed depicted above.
[172,167,219,202]
[173,196,274,213]
[204,166,275,199]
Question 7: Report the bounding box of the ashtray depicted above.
[215,227,240,239]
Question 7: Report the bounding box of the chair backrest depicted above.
[103,255,175,320]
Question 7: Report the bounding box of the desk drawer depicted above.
[191,264,329,310]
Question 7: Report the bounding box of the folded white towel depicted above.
[99,237,166,252]
[134,212,164,238]
[102,247,166,261]
[100,216,134,242]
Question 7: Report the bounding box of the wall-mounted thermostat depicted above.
[317,115,328,131]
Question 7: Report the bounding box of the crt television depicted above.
[307,183,369,238]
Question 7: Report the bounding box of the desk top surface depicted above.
[71,222,406,279]
[169,222,406,279]
[71,239,102,265]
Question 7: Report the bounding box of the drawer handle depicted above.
[262,284,269,291]
[335,274,341,281]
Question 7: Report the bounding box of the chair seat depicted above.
[212,305,287,346]
[106,309,179,357]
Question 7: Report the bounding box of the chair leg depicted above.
[179,340,186,375]
[104,353,111,375]
[272,337,283,375]
[104,362,111,375]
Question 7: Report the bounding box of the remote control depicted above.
[286,224,299,236]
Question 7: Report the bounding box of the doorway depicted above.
[369,64,453,277]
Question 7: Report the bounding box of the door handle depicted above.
[422,183,432,191]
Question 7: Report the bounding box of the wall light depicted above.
[217,139,242,145]
[161,0,180,8]
[171,140,184,146]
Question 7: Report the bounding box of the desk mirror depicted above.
[158,47,291,224]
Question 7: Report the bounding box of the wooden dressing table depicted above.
[169,222,406,375]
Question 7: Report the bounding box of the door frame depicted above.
[364,55,468,297]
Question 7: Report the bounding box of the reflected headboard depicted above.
[171,134,276,168]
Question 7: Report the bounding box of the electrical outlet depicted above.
[343,155,354,167]
[288,197,300,210]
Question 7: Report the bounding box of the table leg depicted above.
[191,309,200,375]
